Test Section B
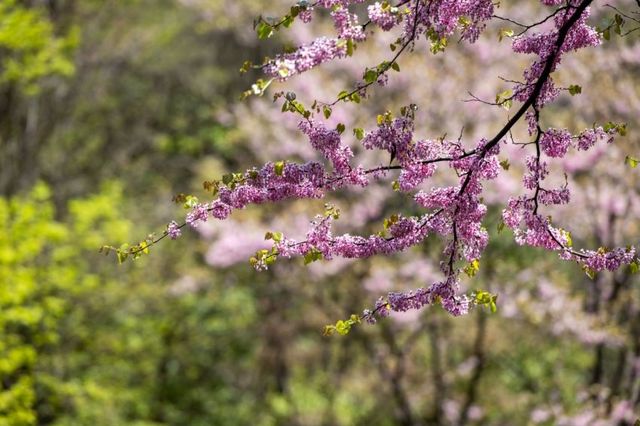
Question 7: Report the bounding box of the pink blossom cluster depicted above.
[264,37,347,81]
[523,155,548,190]
[166,221,182,239]
[575,126,614,150]
[356,141,499,322]
[367,2,402,31]
[512,4,600,106]
[298,120,353,175]
[565,247,637,272]
[503,118,635,273]
[540,128,572,157]
[265,0,495,84]
[362,118,480,191]
[182,161,328,230]
[408,0,494,42]
[363,278,470,323]
[186,203,210,227]
[331,6,366,41]
[317,0,366,7]
[299,7,313,23]
[538,187,570,205]
[274,212,437,261]
[508,204,572,250]
[362,117,413,154]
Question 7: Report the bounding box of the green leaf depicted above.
[583,266,596,280]
[429,36,447,54]
[568,84,582,95]
[139,241,149,255]
[498,28,514,41]
[303,248,323,265]
[323,105,332,119]
[324,203,340,219]
[117,243,129,264]
[376,111,392,125]
[184,195,199,209]
[604,121,627,136]
[353,127,365,140]
[257,22,274,39]
[323,325,336,336]
[614,14,624,35]
[625,156,639,169]
[603,27,610,41]
[463,259,480,278]
[472,290,498,313]
[564,230,573,247]
[346,39,355,56]
[274,161,285,176]
[383,214,399,230]
[239,60,252,73]
[282,15,294,28]
[496,89,513,109]
[499,159,510,170]
[458,16,471,27]
[391,62,400,72]
[363,68,378,84]
[630,261,639,274]
[336,123,346,134]
[265,232,283,242]
[335,320,350,335]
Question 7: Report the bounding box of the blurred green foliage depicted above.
[0,183,130,424]
[0,0,77,95]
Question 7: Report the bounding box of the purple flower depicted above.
[166,221,182,240]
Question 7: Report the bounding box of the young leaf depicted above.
[625,156,639,169]
[568,84,582,95]
[274,161,285,176]
[464,259,480,277]
[363,69,378,84]
[257,22,274,39]
[498,28,514,41]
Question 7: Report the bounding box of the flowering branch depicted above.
[108,0,639,334]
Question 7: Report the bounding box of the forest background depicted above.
[1,0,639,424]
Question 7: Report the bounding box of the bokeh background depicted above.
[1,0,639,424]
